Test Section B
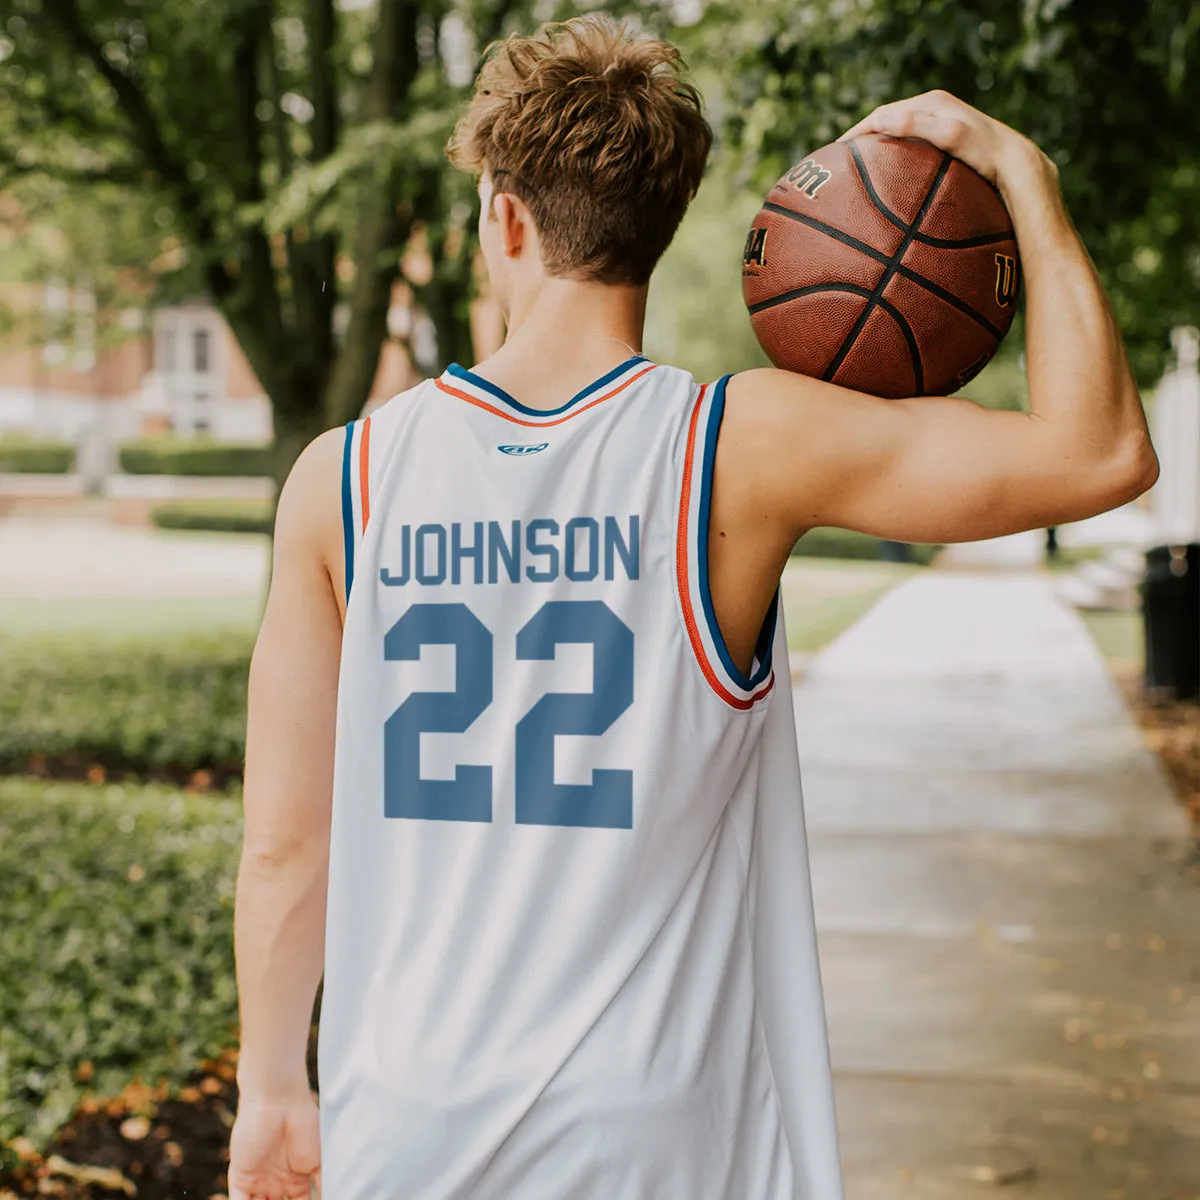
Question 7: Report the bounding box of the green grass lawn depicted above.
[1079,608,1143,670]
[781,558,921,655]
[0,595,263,640]
[0,779,242,1159]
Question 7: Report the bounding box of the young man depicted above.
[228,16,1157,1200]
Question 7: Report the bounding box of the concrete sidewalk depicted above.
[796,573,1200,1198]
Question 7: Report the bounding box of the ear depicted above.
[491,190,530,259]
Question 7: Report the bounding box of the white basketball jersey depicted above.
[319,356,844,1199]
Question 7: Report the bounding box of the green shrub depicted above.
[119,438,272,477]
[0,779,241,1157]
[150,499,274,536]
[0,635,251,776]
[0,437,75,474]
[793,527,940,566]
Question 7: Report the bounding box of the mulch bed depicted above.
[1115,665,1200,837]
[1,1031,318,1200]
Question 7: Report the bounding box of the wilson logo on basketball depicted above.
[743,227,768,269]
[994,253,1019,308]
[786,158,832,199]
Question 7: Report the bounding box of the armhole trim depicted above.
[341,415,372,600]
[341,421,355,600]
[676,376,776,710]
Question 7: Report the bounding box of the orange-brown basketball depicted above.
[741,133,1020,398]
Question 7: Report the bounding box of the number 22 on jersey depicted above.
[383,600,634,829]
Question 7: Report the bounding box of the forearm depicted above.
[999,145,1150,468]
[234,836,328,1098]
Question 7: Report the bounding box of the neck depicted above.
[474,275,649,408]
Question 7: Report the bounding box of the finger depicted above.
[840,105,971,158]
[839,91,961,141]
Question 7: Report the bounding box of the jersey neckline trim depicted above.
[436,360,657,428]
[443,355,650,418]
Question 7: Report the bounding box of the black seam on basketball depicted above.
[847,140,908,232]
[875,297,924,394]
[895,266,1004,339]
[820,153,952,386]
[848,139,1013,249]
[747,281,874,316]
[760,203,892,266]
[911,229,1014,250]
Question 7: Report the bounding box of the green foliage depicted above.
[645,153,771,380]
[0,635,251,776]
[150,499,274,535]
[0,0,534,477]
[0,778,241,1157]
[687,0,1200,385]
[0,436,75,474]
[793,527,940,565]
[118,438,272,477]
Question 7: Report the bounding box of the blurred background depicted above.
[0,1,1197,1196]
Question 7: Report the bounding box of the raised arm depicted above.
[229,429,345,1200]
[709,91,1157,673]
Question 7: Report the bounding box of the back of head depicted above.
[448,15,712,286]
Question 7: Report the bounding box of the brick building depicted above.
[0,278,503,449]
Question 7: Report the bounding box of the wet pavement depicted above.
[796,573,1200,1198]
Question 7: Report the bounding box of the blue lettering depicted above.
[604,515,640,581]
[452,521,484,585]
[380,524,411,586]
[525,519,559,582]
[565,516,599,582]
[415,523,447,585]
[488,520,521,584]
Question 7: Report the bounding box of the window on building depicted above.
[42,279,70,368]
[161,329,177,374]
[193,328,211,374]
[74,287,97,373]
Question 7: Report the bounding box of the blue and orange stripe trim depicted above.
[435,357,656,427]
[676,377,776,710]
[340,415,372,600]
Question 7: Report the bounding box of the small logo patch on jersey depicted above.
[498,442,549,456]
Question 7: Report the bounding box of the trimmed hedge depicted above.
[119,438,272,477]
[150,500,274,536]
[0,635,251,776]
[0,778,241,1159]
[793,527,940,566]
[0,437,75,474]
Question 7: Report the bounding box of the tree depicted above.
[0,0,527,486]
[686,0,1200,385]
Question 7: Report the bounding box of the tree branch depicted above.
[223,0,289,402]
[307,0,340,161]
[324,0,425,426]
[0,154,148,188]
[41,0,234,302]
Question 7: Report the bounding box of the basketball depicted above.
[741,133,1020,398]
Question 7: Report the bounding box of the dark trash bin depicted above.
[876,539,911,563]
[1141,543,1200,701]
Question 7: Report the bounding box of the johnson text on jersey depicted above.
[379,516,641,587]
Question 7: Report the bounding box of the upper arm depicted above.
[719,368,1149,550]
[242,428,345,860]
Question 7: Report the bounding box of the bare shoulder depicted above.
[272,427,347,605]
[718,368,858,526]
